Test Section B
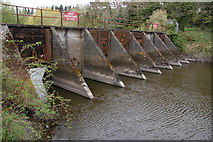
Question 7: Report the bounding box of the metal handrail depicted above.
[0,3,165,31]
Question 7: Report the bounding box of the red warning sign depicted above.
[63,12,79,21]
[152,23,158,29]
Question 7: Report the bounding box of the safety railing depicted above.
[0,3,166,31]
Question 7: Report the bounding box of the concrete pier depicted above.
[51,28,94,99]
[157,33,190,64]
[109,31,146,79]
[146,32,182,67]
[113,30,161,74]
[132,31,173,70]
[88,29,146,80]
[83,29,125,87]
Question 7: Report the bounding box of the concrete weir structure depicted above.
[113,30,162,74]
[157,33,189,64]
[131,31,173,70]
[88,29,146,79]
[4,24,189,99]
[145,32,182,67]
[51,28,124,89]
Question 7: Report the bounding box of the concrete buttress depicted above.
[83,29,125,87]
[108,31,146,79]
[51,28,94,99]
[132,31,173,70]
[2,25,48,100]
[157,33,190,64]
[147,32,182,67]
[127,32,162,74]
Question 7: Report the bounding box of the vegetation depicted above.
[1,38,71,140]
[182,28,212,57]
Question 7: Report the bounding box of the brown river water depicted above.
[51,62,212,140]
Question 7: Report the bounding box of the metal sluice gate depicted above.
[2,24,193,99]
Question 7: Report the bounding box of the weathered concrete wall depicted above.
[126,32,161,74]
[54,28,84,70]
[108,31,146,79]
[132,31,173,70]
[28,68,47,100]
[157,33,189,64]
[88,29,146,79]
[51,28,94,99]
[83,29,125,87]
[146,32,182,66]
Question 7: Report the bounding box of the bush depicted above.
[166,25,186,52]
[1,38,71,140]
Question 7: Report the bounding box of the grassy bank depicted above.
[167,27,212,62]
[1,55,71,141]
[182,29,212,58]
[182,30,212,56]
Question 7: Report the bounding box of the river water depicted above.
[52,62,212,140]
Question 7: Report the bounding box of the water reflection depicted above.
[52,63,211,140]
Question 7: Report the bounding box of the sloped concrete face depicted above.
[28,68,47,100]
[1,25,20,58]
[132,31,173,70]
[108,31,146,79]
[157,33,189,64]
[53,28,84,70]
[113,30,161,74]
[128,32,162,74]
[83,29,125,87]
[88,29,146,79]
[147,32,182,67]
[51,28,94,99]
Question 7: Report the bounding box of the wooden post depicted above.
[103,17,106,28]
[40,9,43,26]
[77,13,80,27]
[91,15,94,27]
[44,29,52,61]
[16,6,19,24]
[60,11,63,27]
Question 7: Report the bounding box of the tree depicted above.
[162,2,195,30]
[1,1,27,24]
[147,9,168,31]
[191,2,212,29]
[138,2,161,22]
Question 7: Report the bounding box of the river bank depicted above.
[183,29,212,63]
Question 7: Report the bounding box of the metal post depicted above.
[60,11,63,27]
[40,9,43,26]
[77,13,80,27]
[16,6,19,24]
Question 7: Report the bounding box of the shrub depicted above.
[1,38,71,140]
[166,24,186,52]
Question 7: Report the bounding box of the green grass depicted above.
[181,29,212,57]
